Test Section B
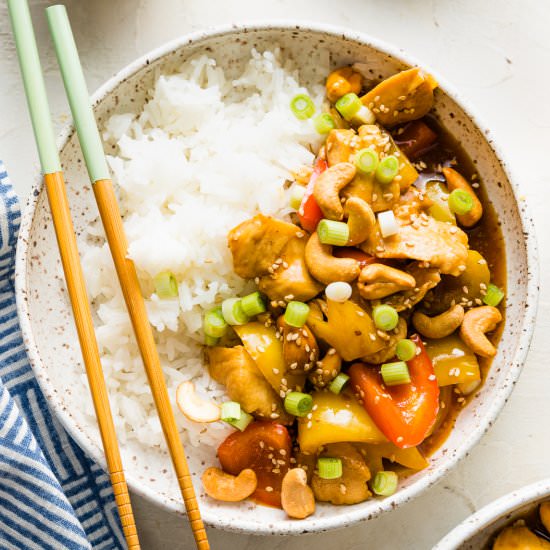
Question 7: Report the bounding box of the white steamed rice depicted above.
[79,48,327,449]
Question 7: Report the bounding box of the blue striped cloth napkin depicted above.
[0,161,125,550]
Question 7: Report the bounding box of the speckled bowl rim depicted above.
[434,479,550,549]
[15,21,539,536]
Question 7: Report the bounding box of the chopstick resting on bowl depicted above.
[45,5,210,550]
[7,1,140,548]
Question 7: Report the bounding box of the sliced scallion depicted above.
[204,335,220,347]
[375,155,399,184]
[220,401,241,423]
[290,185,306,210]
[335,93,362,121]
[284,392,313,417]
[372,470,398,496]
[395,339,417,362]
[221,298,249,326]
[153,271,179,299]
[448,189,474,215]
[329,373,350,394]
[317,219,349,246]
[240,291,266,318]
[482,284,505,307]
[377,210,399,238]
[381,361,411,386]
[203,307,228,338]
[290,94,315,120]
[284,301,310,328]
[313,113,336,134]
[372,304,399,331]
[355,148,379,175]
[317,457,343,480]
[229,410,254,432]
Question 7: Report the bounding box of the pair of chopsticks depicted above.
[8,2,209,549]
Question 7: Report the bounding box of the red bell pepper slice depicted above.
[298,157,327,232]
[394,120,438,160]
[217,421,291,508]
[348,334,439,449]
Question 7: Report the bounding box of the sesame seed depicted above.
[265,486,274,492]
[272,368,279,374]
[396,436,404,443]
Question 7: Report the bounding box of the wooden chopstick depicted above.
[7,2,140,548]
[45,6,210,549]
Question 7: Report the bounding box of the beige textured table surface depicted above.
[1,1,549,548]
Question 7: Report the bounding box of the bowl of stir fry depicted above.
[435,480,550,549]
[17,23,537,534]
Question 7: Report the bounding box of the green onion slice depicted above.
[329,373,350,394]
[317,219,349,246]
[284,392,313,417]
[355,148,379,175]
[290,185,306,210]
[203,307,228,338]
[228,410,254,432]
[375,155,399,184]
[153,271,179,299]
[372,470,398,496]
[221,298,249,326]
[381,361,411,386]
[395,339,417,362]
[317,457,343,480]
[483,284,505,307]
[204,335,220,347]
[284,301,310,328]
[313,113,336,134]
[220,401,241,423]
[290,94,315,120]
[335,93,362,121]
[448,189,474,215]
[372,304,399,331]
[240,291,266,318]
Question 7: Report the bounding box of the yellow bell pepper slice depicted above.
[425,334,481,386]
[307,299,386,362]
[234,322,306,393]
[298,390,386,453]
[362,442,429,471]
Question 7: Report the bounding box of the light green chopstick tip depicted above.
[8,0,61,175]
[46,5,110,183]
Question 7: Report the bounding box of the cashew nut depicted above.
[308,349,342,388]
[326,66,363,102]
[412,304,465,339]
[281,468,316,519]
[313,162,356,220]
[176,381,221,423]
[357,263,416,300]
[277,316,319,373]
[305,232,360,284]
[202,467,257,502]
[345,197,377,246]
[459,306,502,357]
[443,167,483,227]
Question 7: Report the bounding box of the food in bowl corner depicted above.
[83,48,505,520]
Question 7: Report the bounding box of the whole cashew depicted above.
[459,306,502,357]
[443,167,483,227]
[305,232,360,284]
[313,162,357,220]
[308,349,342,388]
[412,304,465,339]
[202,467,257,502]
[345,197,377,246]
[281,468,316,519]
[358,263,416,300]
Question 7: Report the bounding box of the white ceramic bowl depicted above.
[15,23,538,535]
[434,479,550,549]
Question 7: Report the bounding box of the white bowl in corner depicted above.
[15,23,538,535]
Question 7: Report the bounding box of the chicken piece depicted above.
[493,526,550,549]
[361,317,407,364]
[229,215,322,302]
[207,346,292,424]
[311,443,371,505]
[361,68,438,127]
[361,214,469,276]
[325,129,356,166]
[383,262,441,312]
[277,316,319,374]
[343,173,401,214]
[257,237,323,302]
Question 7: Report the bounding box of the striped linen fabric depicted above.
[0,161,125,550]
